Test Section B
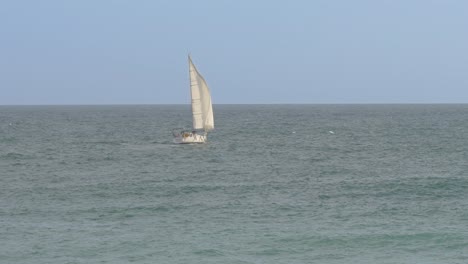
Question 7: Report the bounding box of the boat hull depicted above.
[173,132,207,144]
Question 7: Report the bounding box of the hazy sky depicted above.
[1,0,467,104]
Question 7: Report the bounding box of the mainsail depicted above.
[189,56,214,131]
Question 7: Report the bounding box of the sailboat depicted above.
[172,55,214,144]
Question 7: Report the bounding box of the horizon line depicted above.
[1,102,468,106]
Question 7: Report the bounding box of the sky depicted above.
[1,0,467,105]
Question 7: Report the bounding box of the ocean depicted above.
[1,104,467,264]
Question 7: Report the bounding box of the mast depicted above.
[189,55,204,130]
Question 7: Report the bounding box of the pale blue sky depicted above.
[1,0,467,104]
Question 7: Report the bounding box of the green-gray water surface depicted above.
[1,105,467,264]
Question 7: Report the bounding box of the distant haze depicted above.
[1,0,467,105]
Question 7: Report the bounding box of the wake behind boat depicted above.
[173,55,214,144]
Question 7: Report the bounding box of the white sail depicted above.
[189,56,214,131]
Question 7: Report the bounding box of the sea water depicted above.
[1,105,467,264]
